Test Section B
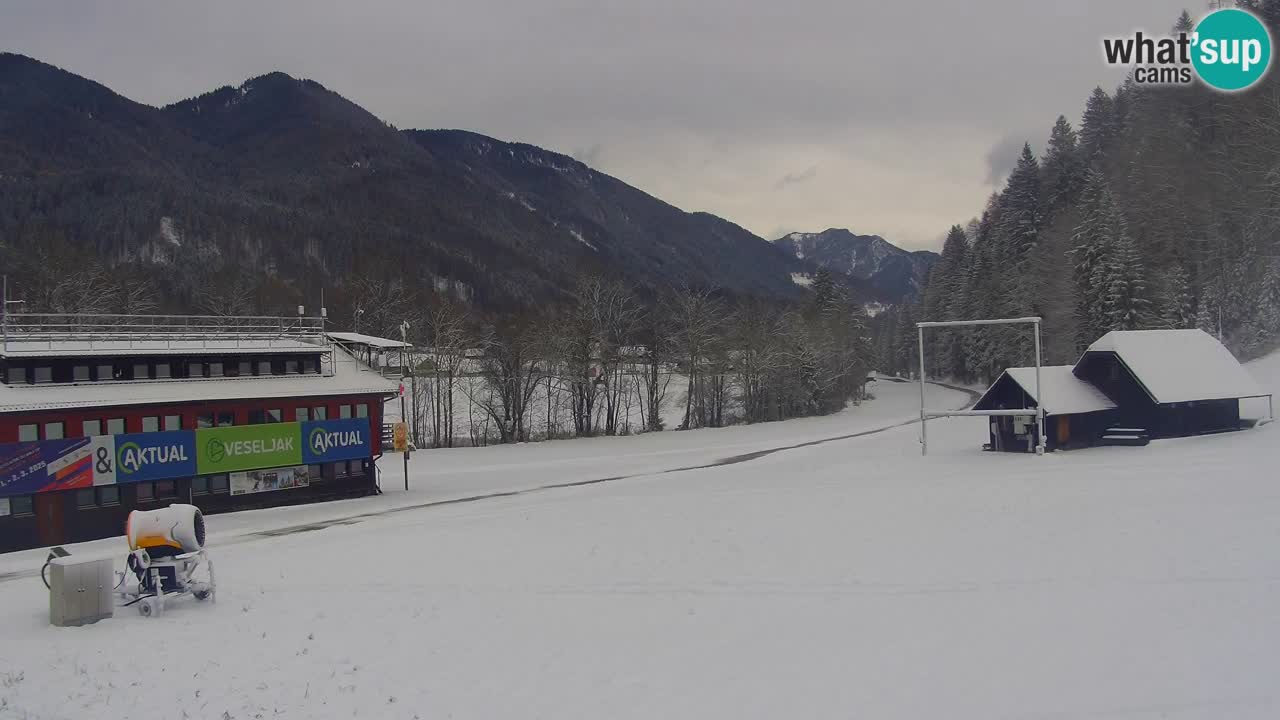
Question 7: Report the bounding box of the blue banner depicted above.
[301,419,371,464]
[112,431,197,484]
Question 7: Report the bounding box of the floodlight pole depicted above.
[918,325,927,456]
[1033,318,1046,455]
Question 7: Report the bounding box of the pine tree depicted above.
[1161,264,1196,329]
[999,144,1043,261]
[1041,116,1084,217]
[1172,10,1193,34]
[1080,88,1117,160]
[1069,171,1119,346]
[1102,233,1154,331]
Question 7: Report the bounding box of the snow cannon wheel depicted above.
[138,597,162,617]
[192,584,212,601]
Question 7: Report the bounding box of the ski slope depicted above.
[1,364,1277,719]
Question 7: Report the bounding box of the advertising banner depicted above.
[111,431,197,484]
[230,464,312,496]
[196,423,302,475]
[301,418,371,464]
[0,438,93,497]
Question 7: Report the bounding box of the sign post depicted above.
[397,381,409,492]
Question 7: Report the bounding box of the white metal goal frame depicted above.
[916,316,1046,456]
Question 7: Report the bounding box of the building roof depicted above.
[1,338,324,358]
[976,365,1118,415]
[1083,329,1266,404]
[327,332,412,349]
[0,347,398,414]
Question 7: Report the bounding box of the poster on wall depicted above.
[230,465,312,496]
[0,438,93,497]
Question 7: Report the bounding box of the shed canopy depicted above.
[975,365,1117,415]
[1083,329,1264,404]
[327,332,411,349]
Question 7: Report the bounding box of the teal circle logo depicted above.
[1193,9,1272,91]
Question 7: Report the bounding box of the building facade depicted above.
[0,313,398,552]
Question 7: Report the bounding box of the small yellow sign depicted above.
[392,422,409,453]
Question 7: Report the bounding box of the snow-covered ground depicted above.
[1,364,1278,719]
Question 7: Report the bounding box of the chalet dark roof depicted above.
[1083,330,1264,404]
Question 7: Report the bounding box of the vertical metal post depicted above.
[918,325,927,456]
[1034,319,1046,455]
[401,390,409,492]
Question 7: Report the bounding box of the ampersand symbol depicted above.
[95,446,113,474]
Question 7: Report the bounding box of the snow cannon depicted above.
[119,504,216,617]
[127,504,206,554]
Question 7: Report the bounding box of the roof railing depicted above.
[1,312,329,353]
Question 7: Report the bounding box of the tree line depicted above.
[878,5,1280,383]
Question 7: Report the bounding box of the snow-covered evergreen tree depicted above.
[1080,87,1117,160]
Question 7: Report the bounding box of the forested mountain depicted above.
[877,4,1280,382]
[0,53,854,331]
[772,229,937,302]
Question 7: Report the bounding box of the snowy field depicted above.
[1,362,1278,719]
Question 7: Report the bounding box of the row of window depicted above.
[16,404,370,442]
[4,355,321,386]
[7,461,368,516]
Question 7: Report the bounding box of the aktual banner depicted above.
[111,431,197,484]
[196,423,302,474]
[301,418,371,464]
[0,438,93,497]
[230,464,312,496]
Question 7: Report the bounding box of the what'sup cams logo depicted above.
[1103,8,1273,92]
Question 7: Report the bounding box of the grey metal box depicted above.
[49,556,114,627]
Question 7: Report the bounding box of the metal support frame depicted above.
[917,317,1046,456]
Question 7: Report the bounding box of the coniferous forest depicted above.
[876,4,1280,383]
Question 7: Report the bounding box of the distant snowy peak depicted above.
[772,228,938,303]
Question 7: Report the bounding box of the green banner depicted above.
[196,423,303,474]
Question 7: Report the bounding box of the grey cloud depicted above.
[985,134,1034,187]
[775,166,818,190]
[572,144,605,167]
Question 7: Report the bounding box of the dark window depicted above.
[155,480,177,499]
[136,483,154,502]
[313,406,327,420]
[197,413,215,429]
[98,486,120,506]
[210,475,230,494]
[141,416,160,433]
[217,411,234,427]
[248,409,266,425]
[73,366,90,382]
[258,360,272,375]
[339,405,353,419]
[155,362,171,379]
[307,464,322,480]
[75,488,97,508]
[132,363,149,380]
[164,415,182,431]
[333,462,348,477]
[191,477,210,496]
[107,418,126,435]
[238,360,252,376]
[34,367,52,384]
[82,420,103,437]
[357,404,369,419]
[8,366,27,384]
[44,422,65,440]
[11,495,34,516]
[18,424,38,442]
[210,362,224,377]
[268,408,283,423]
[285,359,299,374]
[188,362,204,378]
[302,357,317,374]
[96,364,113,381]
[296,407,310,422]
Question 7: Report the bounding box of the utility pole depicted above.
[400,319,410,492]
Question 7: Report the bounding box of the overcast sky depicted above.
[3,0,1194,250]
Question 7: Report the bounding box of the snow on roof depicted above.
[1083,329,1266,404]
[327,332,412,349]
[975,365,1117,415]
[0,347,398,414]
[1,338,323,358]
[1005,366,1117,415]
